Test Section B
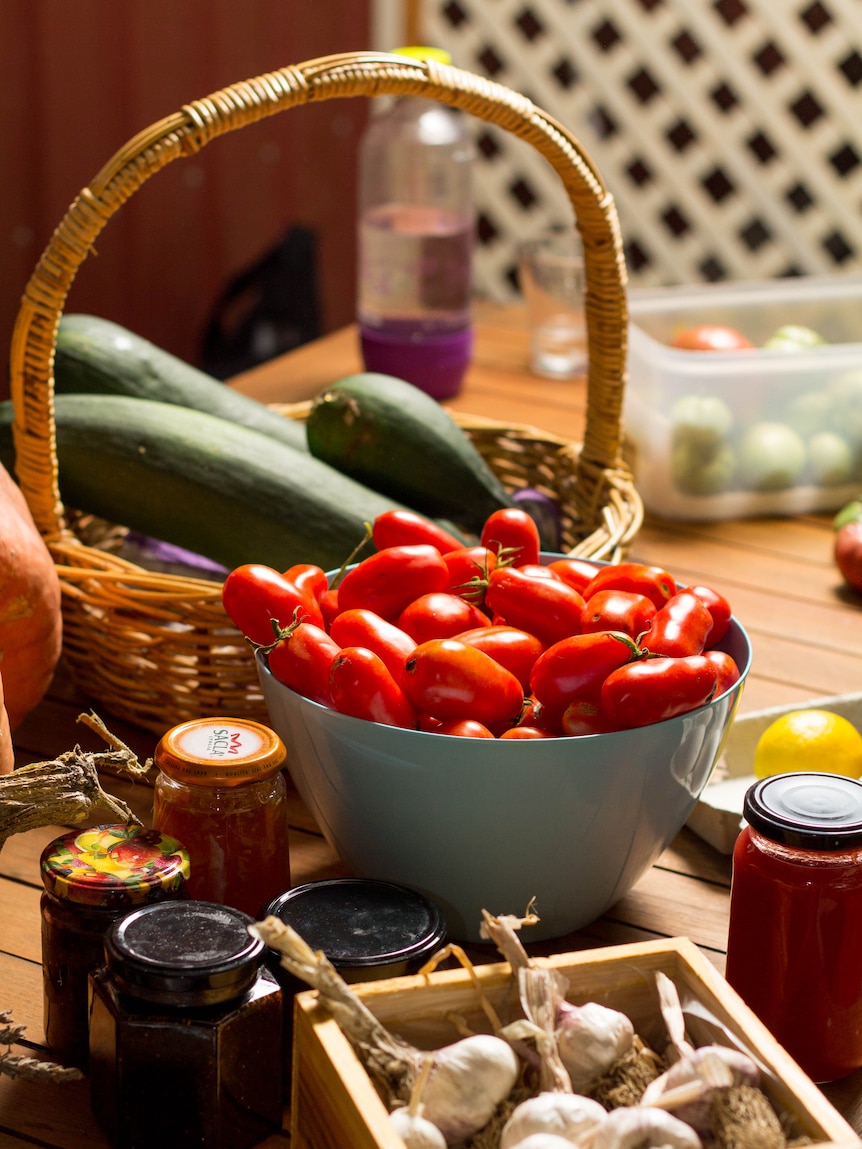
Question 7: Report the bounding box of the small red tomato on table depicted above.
[834,500,862,593]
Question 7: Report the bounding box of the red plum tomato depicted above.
[530,631,639,710]
[454,625,545,690]
[266,621,340,708]
[328,647,417,729]
[644,590,713,657]
[481,507,541,567]
[222,563,325,646]
[328,609,416,689]
[485,566,586,646]
[703,649,741,694]
[561,698,618,737]
[584,562,676,609]
[687,584,733,646]
[546,558,601,594]
[580,589,656,639]
[436,718,495,738]
[403,639,524,726]
[336,545,449,620]
[601,655,718,728]
[397,593,489,644]
[372,510,463,554]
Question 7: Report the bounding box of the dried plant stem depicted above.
[0,711,149,853]
[250,915,421,1103]
[0,1011,82,1083]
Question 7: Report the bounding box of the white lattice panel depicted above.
[418,0,862,300]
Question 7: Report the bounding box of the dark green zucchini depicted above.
[305,372,515,534]
[54,314,308,452]
[0,396,415,573]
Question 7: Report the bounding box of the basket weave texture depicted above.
[9,51,642,736]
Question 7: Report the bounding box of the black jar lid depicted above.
[744,772,862,850]
[104,900,264,1006]
[263,879,446,979]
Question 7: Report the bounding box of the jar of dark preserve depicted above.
[262,878,447,1093]
[152,717,291,917]
[88,899,283,1149]
[39,823,189,1069]
[726,771,862,1082]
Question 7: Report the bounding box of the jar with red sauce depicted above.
[726,771,862,1083]
[152,718,291,918]
[40,823,190,1069]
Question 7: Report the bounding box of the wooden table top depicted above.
[3,301,862,1145]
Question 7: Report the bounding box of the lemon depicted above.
[754,709,862,780]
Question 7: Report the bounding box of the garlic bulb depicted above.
[389,1106,447,1149]
[555,1000,635,1092]
[500,1091,606,1148]
[588,1105,703,1149]
[640,1045,760,1138]
[420,1033,520,1145]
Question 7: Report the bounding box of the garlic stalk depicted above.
[389,1056,447,1149]
[251,916,519,1145]
[585,1105,703,1149]
[500,1091,606,1149]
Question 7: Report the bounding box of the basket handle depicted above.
[10,50,632,542]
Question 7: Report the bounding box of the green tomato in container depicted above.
[783,389,835,437]
[670,395,734,450]
[828,371,862,447]
[672,439,736,496]
[737,422,807,491]
[763,324,827,351]
[806,432,855,487]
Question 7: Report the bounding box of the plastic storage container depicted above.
[624,275,862,520]
[357,47,475,400]
[88,900,283,1149]
[39,824,189,1069]
[152,717,291,918]
[726,772,862,1083]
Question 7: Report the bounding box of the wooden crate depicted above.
[290,936,860,1149]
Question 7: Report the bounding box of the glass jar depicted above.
[89,899,283,1149]
[262,878,447,1092]
[726,771,862,1082]
[39,823,189,1069]
[152,717,291,918]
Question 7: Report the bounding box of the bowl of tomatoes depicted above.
[230,509,752,943]
[625,275,862,521]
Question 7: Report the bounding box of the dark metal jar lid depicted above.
[263,879,447,977]
[744,772,862,850]
[104,900,264,1006]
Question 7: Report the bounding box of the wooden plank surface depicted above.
[4,304,862,1143]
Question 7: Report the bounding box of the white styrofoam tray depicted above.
[686,693,862,854]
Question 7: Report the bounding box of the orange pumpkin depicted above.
[0,462,62,733]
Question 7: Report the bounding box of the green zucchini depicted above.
[54,314,309,453]
[0,395,414,573]
[305,372,514,534]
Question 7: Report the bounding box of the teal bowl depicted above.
[258,600,751,943]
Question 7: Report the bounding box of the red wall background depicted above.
[0,2,372,397]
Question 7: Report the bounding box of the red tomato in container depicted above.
[580,589,656,639]
[561,698,618,737]
[372,510,463,554]
[222,563,325,645]
[671,324,753,351]
[454,625,545,689]
[530,630,639,710]
[644,590,714,657]
[329,647,417,729]
[397,593,489,644]
[703,649,741,694]
[283,563,329,608]
[584,562,676,609]
[546,558,601,594]
[336,545,449,620]
[443,545,497,601]
[485,566,586,646]
[266,621,340,708]
[328,609,416,688]
[601,655,718,728]
[481,507,541,567]
[403,639,524,726]
[436,718,496,738]
[687,584,733,646]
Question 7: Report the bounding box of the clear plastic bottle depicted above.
[357,47,475,400]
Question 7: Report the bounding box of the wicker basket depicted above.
[9,51,642,736]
